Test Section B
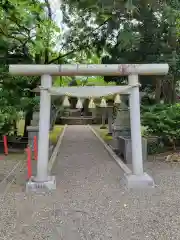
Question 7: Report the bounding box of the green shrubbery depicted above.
[0,109,20,136]
[141,103,180,150]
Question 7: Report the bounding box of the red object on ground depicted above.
[3,135,8,155]
[26,147,32,179]
[33,136,38,161]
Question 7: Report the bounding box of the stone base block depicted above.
[118,136,147,164]
[26,176,56,193]
[123,173,155,189]
[112,127,130,150]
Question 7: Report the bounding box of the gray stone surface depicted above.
[2,126,180,239]
[112,95,131,149]
[107,106,113,134]
[27,126,39,151]
[27,111,40,151]
[123,172,155,188]
[118,136,147,164]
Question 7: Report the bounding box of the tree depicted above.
[61,0,180,103]
[0,0,61,137]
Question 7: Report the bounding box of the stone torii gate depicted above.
[9,64,169,191]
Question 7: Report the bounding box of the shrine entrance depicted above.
[9,64,169,191]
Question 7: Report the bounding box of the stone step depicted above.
[60,117,93,125]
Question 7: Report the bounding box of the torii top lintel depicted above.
[9,64,169,76]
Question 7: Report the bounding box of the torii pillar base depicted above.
[26,176,56,193]
[123,173,155,189]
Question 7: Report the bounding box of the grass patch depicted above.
[17,119,25,136]
[49,125,64,145]
[93,125,113,141]
[94,125,148,141]
[17,119,64,145]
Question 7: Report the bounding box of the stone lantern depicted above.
[112,92,146,150]
[26,86,40,150]
[112,92,147,164]
[112,94,130,149]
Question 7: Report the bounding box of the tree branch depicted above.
[0,27,24,44]
[48,16,112,64]
[44,0,53,63]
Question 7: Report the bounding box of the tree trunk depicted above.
[163,76,176,104]
[171,76,176,104]
[155,79,161,103]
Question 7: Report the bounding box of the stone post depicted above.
[35,74,52,182]
[124,74,154,188]
[27,111,39,151]
[107,100,114,135]
[26,75,56,192]
[107,107,113,135]
[129,75,143,175]
[112,94,130,150]
[101,107,106,127]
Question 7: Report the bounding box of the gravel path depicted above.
[2,125,180,239]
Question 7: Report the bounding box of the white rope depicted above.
[39,84,141,98]
[39,86,49,91]
[128,83,141,88]
[49,85,132,97]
